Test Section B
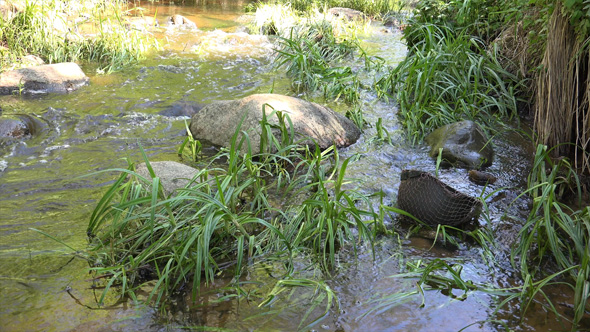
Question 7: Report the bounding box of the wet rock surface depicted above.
[0,118,30,139]
[135,161,205,196]
[0,62,89,95]
[425,120,494,169]
[0,114,45,139]
[189,93,361,154]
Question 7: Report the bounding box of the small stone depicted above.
[468,170,497,186]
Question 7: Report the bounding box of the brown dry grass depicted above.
[533,4,590,173]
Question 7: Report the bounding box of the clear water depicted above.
[0,2,584,331]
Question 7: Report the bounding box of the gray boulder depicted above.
[189,94,361,154]
[0,63,89,95]
[135,161,207,196]
[425,120,494,169]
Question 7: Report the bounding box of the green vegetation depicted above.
[374,0,525,143]
[274,20,361,103]
[87,110,381,326]
[376,27,521,143]
[513,144,590,326]
[0,0,158,73]
[251,3,370,103]
[255,0,408,17]
[60,0,589,328]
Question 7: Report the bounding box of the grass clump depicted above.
[274,21,362,103]
[86,109,381,325]
[252,3,368,103]
[0,0,158,73]
[376,25,521,143]
[373,0,526,143]
[511,144,590,326]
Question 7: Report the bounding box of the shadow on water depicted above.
[0,2,587,331]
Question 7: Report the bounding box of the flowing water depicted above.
[0,1,584,331]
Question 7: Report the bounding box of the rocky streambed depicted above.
[0,2,575,331]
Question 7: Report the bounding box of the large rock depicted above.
[0,114,45,139]
[135,161,207,196]
[0,63,89,95]
[189,94,361,154]
[425,120,494,169]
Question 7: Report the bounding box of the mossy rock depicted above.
[425,120,493,169]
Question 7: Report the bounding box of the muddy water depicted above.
[0,2,582,332]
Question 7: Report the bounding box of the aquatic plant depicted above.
[86,108,381,327]
[345,105,366,131]
[511,144,590,326]
[0,0,158,73]
[376,23,522,143]
[273,15,362,103]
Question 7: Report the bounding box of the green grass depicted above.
[256,0,409,18]
[86,108,382,327]
[255,4,365,103]
[375,25,521,143]
[510,144,590,326]
[0,0,158,73]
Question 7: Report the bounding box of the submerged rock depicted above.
[0,118,29,139]
[468,169,497,186]
[0,63,89,95]
[0,114,45,139]
[0,114,46,152]
[425,120,494,169]
[158,102,203,118]
[189,94,361,154]
[135,161,207,196]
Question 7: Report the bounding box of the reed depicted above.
[510,144,590,326]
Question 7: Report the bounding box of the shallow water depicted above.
[0,2,585,331]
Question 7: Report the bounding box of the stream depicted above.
[0,1,582,331]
